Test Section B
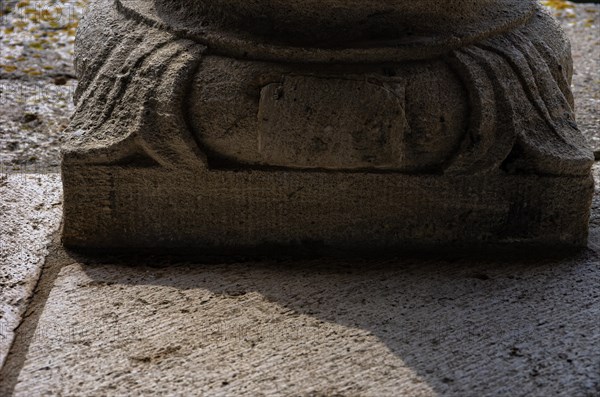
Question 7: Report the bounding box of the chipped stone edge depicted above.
[0,173,63,369]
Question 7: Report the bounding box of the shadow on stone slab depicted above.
[6,242,598,395]
[61,241,592,265]
[86,251,600,394]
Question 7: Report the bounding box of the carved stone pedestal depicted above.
[62,0,595,252]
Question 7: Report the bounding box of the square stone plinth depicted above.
[61,165,594,252]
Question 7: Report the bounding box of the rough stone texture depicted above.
[2,185,599,395]
[555,2,600,155]
[0,173,62,367]
[60,0,595,250]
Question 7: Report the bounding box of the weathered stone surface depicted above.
[0,173,62,367]
[4,223,600,396]
[61,0,595,250]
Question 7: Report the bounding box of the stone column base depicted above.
[61,0,595,253]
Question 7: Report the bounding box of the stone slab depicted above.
[0,173,62,367]
[4,234,600,396]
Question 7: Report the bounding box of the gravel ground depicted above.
[551,1,600,156]
[0,0,598,169]
[1,0,85,171]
